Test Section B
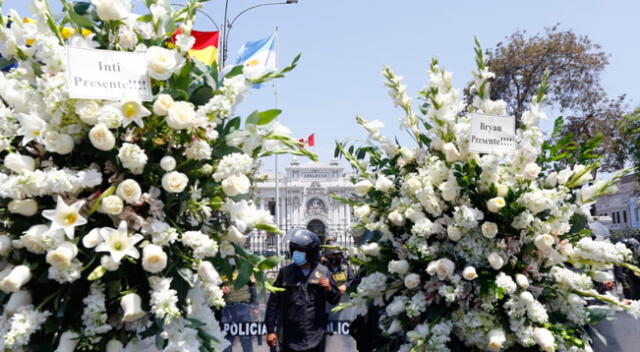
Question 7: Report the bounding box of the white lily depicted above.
[95,221,143,263]
[42,196,87,240]
[16,111,47,146]
[119,96,150,128]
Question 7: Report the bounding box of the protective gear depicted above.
[328,257,341,267]
[323,240,343,257]
[288,228,321,262]
[292,251,307,266]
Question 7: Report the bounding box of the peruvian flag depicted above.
[298,133,315,148]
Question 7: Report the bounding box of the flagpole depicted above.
[274,26,281,249]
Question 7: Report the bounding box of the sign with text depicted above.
[222,320,351,336]
[469,112,516,154]
[66,47,152,101]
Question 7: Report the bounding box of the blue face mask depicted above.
[292,251,307,266]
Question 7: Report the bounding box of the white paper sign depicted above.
[469,112,516,154]
[66,47,152,101]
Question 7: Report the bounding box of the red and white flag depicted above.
[298,133,315,148]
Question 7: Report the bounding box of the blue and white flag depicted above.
[235,33,277,79]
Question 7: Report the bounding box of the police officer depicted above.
[265,228,341,352]
[323,240,354,296]
[220,271,259,352]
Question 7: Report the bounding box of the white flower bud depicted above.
[388,259,409,276]
[442,142,460,163]
[153,94,174,116]
[362,242,380,257]
[387,209,405,226]
[142,244,167,273]
[101,195,124,215]
[354,204,371,220]
[89,123,116,151]
[106,340,124,352]
[481,221,498,238]
[534,234,555,251]
[435,258,455,280]
[545,172,558,188]
[8,199,38,216]
[375,175,394,192]
[496,184,509,197]
[198,261,222,285]
[592,270,614,283]
[488,328,506,351]
[44,131,74,155]
[387,319,403,334]
[46,242,78,269]
[487,197,506,213]
[4,153,35,173]
[0,235,11,256]
[447,226,462,241]
[226,225,246,245]
[462,266,478,280]
[354,179,373,196]
[162,171,189,193]
[533,327,556,352]
[121,293,146,322]
[56,331,80,352]
[520,291,535,304]
[5,290,32,315]
[488,252,504,270]
[404,273,420,289]
[0,265,31,293]
[116,179,142,204]
[515,273,529,288]
[160,156,177,171]
[101,255,120,271]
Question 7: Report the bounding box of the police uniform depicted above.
[265,263,341,352]
[221,271,258,352]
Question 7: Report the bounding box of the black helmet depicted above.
[288,228,321,261]
[323,240,343,257]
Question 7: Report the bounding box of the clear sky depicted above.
[4,0,640,171]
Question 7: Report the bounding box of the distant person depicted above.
[323,240,354,296]
[221,270,259,352]
[265,228,341,352]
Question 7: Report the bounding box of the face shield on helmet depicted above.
[286,227,321,263]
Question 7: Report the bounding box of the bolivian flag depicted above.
[174,29,219,66]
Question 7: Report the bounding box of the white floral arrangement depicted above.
[0,0,313,351]
[335,39,639,352]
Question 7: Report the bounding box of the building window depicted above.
[268,200,276,216]
[623,210,627,223]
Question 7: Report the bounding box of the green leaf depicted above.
[189,86,214,106]
[257,109,282,125]
[73,2,92,15]
[177,268,195,288]
[225,65,244,78]
[137,14,154,23]
[66,3,95,29]
[233,260,252,290]
[245,110,260,126]
[256,255,282,271]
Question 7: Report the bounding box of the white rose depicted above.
[4,153,35,173]
[118,143,148,174]
[226,225,246,245]
[56,330,80,352]
[534,234,555,251]
[46,242,78,269]
[89,123,116,151]
[523,162,541,180]
[592,270,614,283]
[362,242,380,257]
[442,142,460,163]
[116,179,142,204]
[0,235,11,256]
[354,179,373,196]
[519,291,535,304]
[488,252,504,270]
[515,273,529,288]
[166,101,198,129]
[533,327,556,352]
[222,174,251,197]
[488,328,506,351]
[387,209,405,226]
[160,156,177,171]
[91,0,131,21]
[496,184,509,197]
[404,273,420,289]
[375,175,394,192]
[0,265,31,293]
[101,195,124,215]
[481,221,498,238]
[142,244,167,273]
[438,179,459,202]
[462,266,478,280]
[354,204,371,220]
[75,100,101,125]
[146,46,183,80]
[120,293,146,322]
[406,176,422,193]
[487,197,506,213]
[198,261,222,285]
[162,171,189,193]
[388,260,409,275]
[153,94,174,116]
[8,199,38,216]
[44,131,74,155]
[435,258,455,280]
[106,340,124,352]
[4,290,32,315]
[447,226,462,241]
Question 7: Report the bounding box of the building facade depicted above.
[595,174,640,231]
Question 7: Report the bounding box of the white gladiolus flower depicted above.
[354,204,371,220]
[42,196,87,239]
[4,153,36,173]
[8,199,38,216]
[387,209,405,226]
[488,252,504,270]
[488,328,506,351]
[162,171,189,193]
[119,96,150,128]
[362,242,381,257]
[116,179,142,204]
[462,266,478,280]
[481,221,498,238]
[160,156,177,171]
[442,142,460,163]
[146,46,184,80]
[120,293,146,322]
[166,101,199,129]
[198,261,222,285]
[44,131,74,155]
[388,259,409,275]
[0,234,11,256]
[91,0,131,21]
[221,174,250,196]
[0,265,31,293]
[515,273,529,288]
[46,242,78,269]
[545,172,558,188]
[106,340,124,352]
[226,225,246,245]
[523,162,541,180]
[487,197,506,213]
[534,234,555,251]
[592,270,614,283]
[4,290,32,315]
[101,195,124,215]
[95,221,143,263]
[153,94,174,116]
[354,179,373,196]
[533,327,555,352]
[447,226,462,241]
[404,273,420,289]
[375,175,394,192]
[142,244,167,273]
[56,330,80,352]
[89,123,116,151]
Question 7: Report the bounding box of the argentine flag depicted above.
[235,33,277,80]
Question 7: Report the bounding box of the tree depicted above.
[477,25,629,171]
[621,107,640,177]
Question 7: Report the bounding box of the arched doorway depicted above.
[307,219,327,238]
